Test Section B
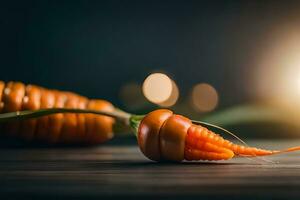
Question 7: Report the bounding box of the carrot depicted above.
[1,81,299,162]
[0,81,115,145]
[137,109,300,162]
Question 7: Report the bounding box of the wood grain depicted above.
[0,139,300,199]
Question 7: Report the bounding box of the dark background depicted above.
[1,3,300,199]
[1,0,300,115]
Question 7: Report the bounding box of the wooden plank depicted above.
[0,140,300,199]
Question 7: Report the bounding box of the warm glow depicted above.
[158,80,179,107]
[252,27,300,110]
[142,73,173,104]
[191,83,218,112]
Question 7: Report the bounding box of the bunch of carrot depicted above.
[1,81,300,162]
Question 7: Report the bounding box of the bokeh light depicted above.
[142,73,173,104]
[158,80,179,107]
[119,82,147,110]
[191,83,219,112]
[252,26,300,111]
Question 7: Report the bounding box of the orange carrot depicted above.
[1,81,299,162]
[137,109,300,162]
[0,81,115,145]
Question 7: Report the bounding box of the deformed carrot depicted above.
[137,109,300,162]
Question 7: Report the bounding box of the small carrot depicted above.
[137,109,300,162]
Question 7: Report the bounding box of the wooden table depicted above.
[1,139,300,199]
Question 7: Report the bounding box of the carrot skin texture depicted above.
[47,91,66,144]
[35,89,55,141]
[160,114,191,161]
[186,124,274,159]
[3,82,25,137]
[20,85,41,141]
[138,109,300,162]
[0,81,115,145]
[138,109,173,161]
[85,100,115,145]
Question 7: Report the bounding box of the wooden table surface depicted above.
[1,139,300,199]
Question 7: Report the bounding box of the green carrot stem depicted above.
[0,108,146,136]
[129,115,145,137]
[0,108,130,124]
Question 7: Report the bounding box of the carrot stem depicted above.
[129,115,145,137]
[0,108,131,124]
[0,108,148,136]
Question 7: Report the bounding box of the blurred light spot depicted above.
[158,80,179,107]
[191,83,218,112]
[119,82,146,110]
[252,28,300,110]
[142,73,173,104]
